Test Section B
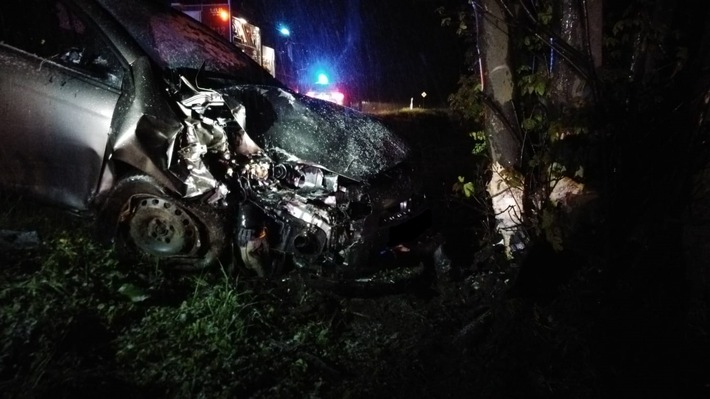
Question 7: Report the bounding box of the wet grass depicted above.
[0,207,336,398]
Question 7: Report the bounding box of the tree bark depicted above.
[549,0,591,107]
[478,0,526,256]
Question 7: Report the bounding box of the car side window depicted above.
[0,0,124,89]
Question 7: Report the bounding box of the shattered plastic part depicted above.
[174,123,218,198]
[166,88,232,198]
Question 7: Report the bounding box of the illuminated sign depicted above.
[262,46,275,77]
[201,6,230,38]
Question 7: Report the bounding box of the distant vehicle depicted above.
[305,73,346,105]
[0,0,432,277]
[305,88,346,106]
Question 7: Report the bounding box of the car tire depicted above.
[96,174,227,270]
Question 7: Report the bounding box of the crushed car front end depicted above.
[165,81,433,277]
[92,0,434,276]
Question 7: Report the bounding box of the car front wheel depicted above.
[97,175,226,270]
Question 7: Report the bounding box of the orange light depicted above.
[218,8,229,22]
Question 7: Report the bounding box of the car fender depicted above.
[108,56,185,196]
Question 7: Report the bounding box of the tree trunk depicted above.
[477,0,602,256]
[549,0,591,106]
[478,0,526,257]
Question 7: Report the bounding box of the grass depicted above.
[0,190,492,398]
[0,193,343,398]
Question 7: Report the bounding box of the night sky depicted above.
[236,0,465,105]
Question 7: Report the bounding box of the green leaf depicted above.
[118,283,150,303]
[458,175,465,183]
[534,81,546,96]
[463,182,475,198]
[522,117,537,131]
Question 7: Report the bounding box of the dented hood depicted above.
[219,85,410,180]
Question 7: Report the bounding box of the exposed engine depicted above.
[165,77,419,276]
[233,158,375,276]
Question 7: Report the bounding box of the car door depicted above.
[0,0,126,210]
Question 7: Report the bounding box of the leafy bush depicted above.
[115,276,269,398]
[0,231,130,397]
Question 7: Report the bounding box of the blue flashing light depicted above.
[278,25,290,36]
[316,73,329,85]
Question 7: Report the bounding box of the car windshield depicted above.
[95,0,280,86]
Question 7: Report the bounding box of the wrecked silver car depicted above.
[0,0,431,276]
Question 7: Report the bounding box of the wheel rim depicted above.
[126,196,200,257]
